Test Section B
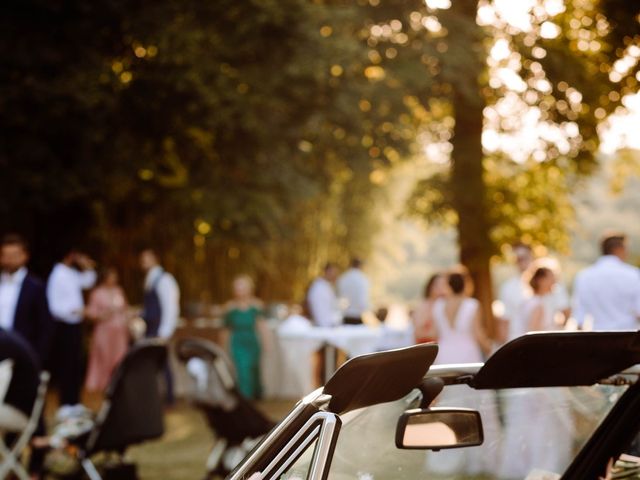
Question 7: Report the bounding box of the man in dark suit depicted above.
[0,234,53,366]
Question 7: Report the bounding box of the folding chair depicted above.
[0,358,49,480]
[68,339,167,480]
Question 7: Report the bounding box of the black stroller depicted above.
[176,337,275,479]
[48,340,167,480]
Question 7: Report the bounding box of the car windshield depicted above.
[313,383,625,480]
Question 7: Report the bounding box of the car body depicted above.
[228,331,640,479]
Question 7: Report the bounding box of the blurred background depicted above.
[2,1,640,479]
[1,0,639,330]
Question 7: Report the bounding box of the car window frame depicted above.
[261,411,341,480]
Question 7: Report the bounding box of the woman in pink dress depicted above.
[84,268,130,393]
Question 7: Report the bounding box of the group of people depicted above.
[412,231,640,477]
[0,234,180,476]
[306,258,371,327]
[413,232,640,361]
[221,259,372,399]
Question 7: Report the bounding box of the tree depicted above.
[0,0,419,302]
[402,0,640,331]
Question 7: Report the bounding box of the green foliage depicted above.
[0,0,422,301]
[408,0,640,256]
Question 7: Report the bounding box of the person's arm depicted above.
[413,301,433,339]
[572,273,586,328]
[472,303,493,355]
[553,283,571,325]
[221,303,233,352]
[77,270,97,290]
[84,289,106,322]
[633,270,640,321]
[34,281,54,367]
[358,276,370,312]
[254,301,273,352]
[157,274,180,339]
[528,303,545,332]
[75,254,97,289]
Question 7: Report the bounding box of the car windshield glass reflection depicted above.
[325,384,626,480]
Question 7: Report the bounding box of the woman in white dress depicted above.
[426,272,501,476]
[498,267,574,479]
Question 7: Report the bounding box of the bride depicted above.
[425,270,501,476]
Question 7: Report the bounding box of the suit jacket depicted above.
[13,273,53,366]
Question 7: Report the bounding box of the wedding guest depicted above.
[499,266,573,477]
[47,248,96,407]
[337,258,370,325]
[84,268,130,393]
[499,244,570,341]
[412,273,450,344]
[307,263,341,327]
[140,249,180,339]
[0,234,53,365]
[572,232,640,330]
[498,244,534,340]
[535,257,571,327]
[139,248,180,404]
[222,275,267,399]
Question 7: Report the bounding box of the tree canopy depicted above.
[0,0,637,310]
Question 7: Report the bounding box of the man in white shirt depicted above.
[337,258,370,325]
[139,249,180,339]
[307,263,341,328]
[572,233,640,330]
[139,248,180,403]
[47,249,96,407]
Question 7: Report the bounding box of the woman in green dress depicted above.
[223,275,267,399]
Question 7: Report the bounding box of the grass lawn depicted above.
[126,400,295,480]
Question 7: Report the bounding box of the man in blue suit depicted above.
[0,234,53,366]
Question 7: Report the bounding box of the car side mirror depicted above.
[395,407,484,450]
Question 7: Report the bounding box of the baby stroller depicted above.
[176,337,275,479]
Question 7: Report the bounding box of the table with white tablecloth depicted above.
[261,322,414,399]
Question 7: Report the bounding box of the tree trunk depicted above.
[447,0,496,336]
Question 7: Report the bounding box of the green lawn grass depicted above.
[126,400,295,480]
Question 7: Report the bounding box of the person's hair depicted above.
[424,273,443,299]
[529,267,552,293]
[140,247,157,257]
[448,272,465,295]
[97,267,118,285]
[0,233,29,252]
[324,262,336,273]
[512,242,532,253]
[601,233,626,256]
[233,274,254,289]
[350,257,362,269]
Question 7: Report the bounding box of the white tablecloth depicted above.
[261,322,414,399]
